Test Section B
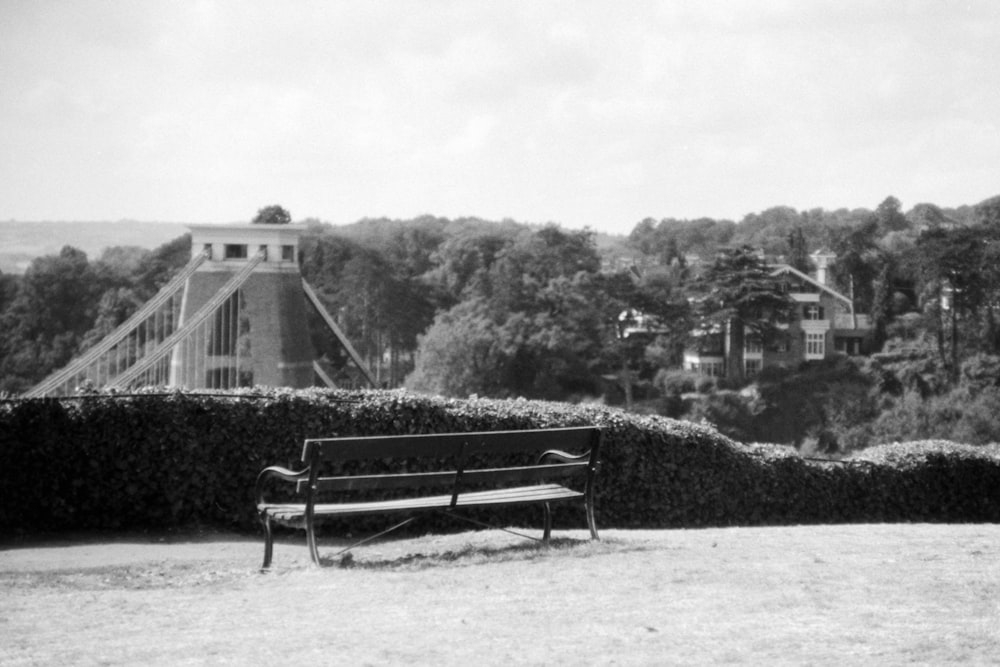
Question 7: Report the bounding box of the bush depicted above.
[653,369,698,396]
[1,387,998,535]
[866,387,1000,446]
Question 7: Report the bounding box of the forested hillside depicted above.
[3,193,1000,452]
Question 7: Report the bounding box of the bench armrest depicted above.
[537,449,590,465]
[255,465,310,509]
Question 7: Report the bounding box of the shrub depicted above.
[654,369,698,396]
[1,387,998,535]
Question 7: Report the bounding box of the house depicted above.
[683,249,871,378]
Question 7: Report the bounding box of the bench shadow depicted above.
[317,536,652,571]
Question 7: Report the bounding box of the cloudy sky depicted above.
[2,1,998,235]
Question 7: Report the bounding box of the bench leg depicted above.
[261,514,275,570]
[542,502,552,542]
[306,517,322,566]
[586,498,599,540]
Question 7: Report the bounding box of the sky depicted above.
[1,1,998,236]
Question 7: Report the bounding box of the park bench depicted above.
[254,426,602,568]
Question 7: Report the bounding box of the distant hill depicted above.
[0,221,190,273]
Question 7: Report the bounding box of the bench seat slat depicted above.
[261,483,583,521]
[300,461,589,493]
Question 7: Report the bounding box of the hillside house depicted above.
[682,250,871,378]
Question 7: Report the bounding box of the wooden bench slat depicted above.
[302,470,457,493]
[262,484,584,520]
[299,461,589,493]
[303,426,598,462]
[460,462,588,486]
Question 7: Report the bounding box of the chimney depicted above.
[810,249,835,286]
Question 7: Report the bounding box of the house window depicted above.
[687,359,724,377]
[224,244,248,260]
[804,305,825,320]
[282,245,295,262]
[836,337,862,355]
[745,339,763,355]
[703,361,724,377]
[203,244,213,260]
[806,332,825,359]
[744,358,762,378]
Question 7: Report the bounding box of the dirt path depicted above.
[2,524,999,665]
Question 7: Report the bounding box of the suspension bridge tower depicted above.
[26,222,376,397]
[169,223,314,389]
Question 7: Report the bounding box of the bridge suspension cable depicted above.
[109,251,264,390]
[26,250,209,397]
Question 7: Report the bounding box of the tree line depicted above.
[2,194,1000,451]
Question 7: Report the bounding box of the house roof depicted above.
[770,264,854,307]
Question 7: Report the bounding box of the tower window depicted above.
[224,244,248,260]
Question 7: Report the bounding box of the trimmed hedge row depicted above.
[1,387,998,535]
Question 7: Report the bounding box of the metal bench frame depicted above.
[255,427,601,568]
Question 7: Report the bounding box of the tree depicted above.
[406,298,507,397]
[131,234,192,299]
[422,223,521,305]
[409,225,614,400]
[786,227,814,274]
[829,216,883,313]
[973,194,1000,228]
[869,262,892,352]
[0,247,104,390]
[627,218,658,256]
[251,205,291,225]
[0,270,18,315]
[627,217,736,263]
[299,225,441,387]
[875,196,909,235]
[736,206,806,255]
[487,225,601,313]
[907,202,951,231]
[690,246,794,382]
[915,226,999,378]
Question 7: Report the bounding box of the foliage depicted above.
[0,247,104,391]
[4,192,1000,447]
[300,227,440,386]
[829,215,884,313]
[408,225,613,400]
[786,227,813,274]
[0,235,193,394]
[2,389,999,537]
[405,298,507,397]
[628,216,736,262]
[862,386,1000,447]
[874,196,909,235]
[914,224,1000,375]
[974,194,1000,227]
[251,205,291,225]
[753,357,879,449]
[689,245,794,381]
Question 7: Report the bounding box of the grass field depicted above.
[2,524,998,665]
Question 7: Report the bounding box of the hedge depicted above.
[1,387,998,535]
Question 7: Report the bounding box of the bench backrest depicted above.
[302,426,599,462]
[298,426,601,494]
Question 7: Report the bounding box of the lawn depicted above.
[2,524,998,665]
